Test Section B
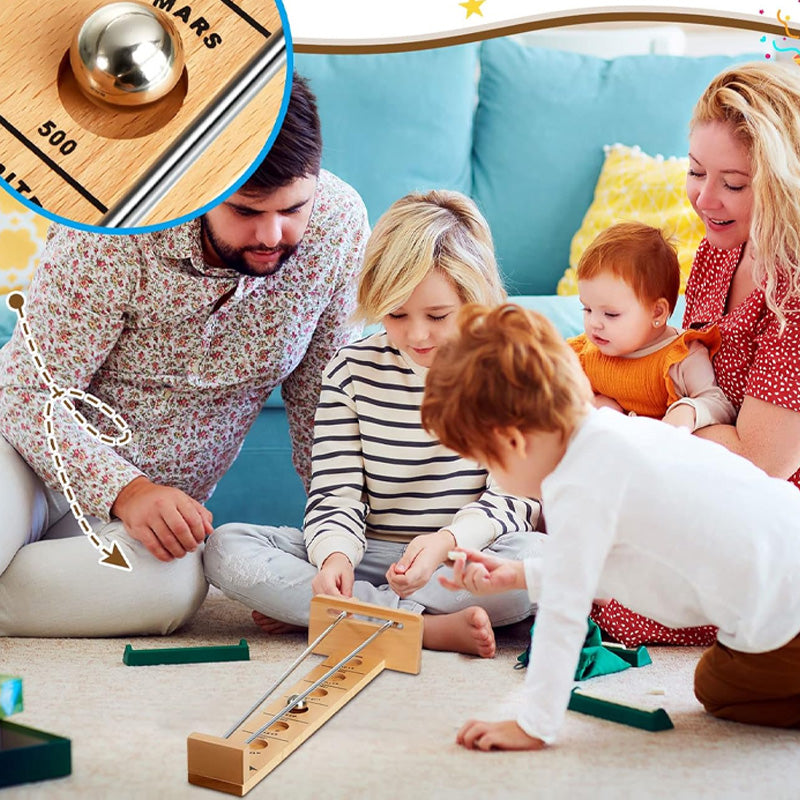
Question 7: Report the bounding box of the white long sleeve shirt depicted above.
[519,408,800,744]
[304,332,541,568]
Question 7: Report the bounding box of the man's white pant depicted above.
[0,436,207,637]
[205,523,545,627]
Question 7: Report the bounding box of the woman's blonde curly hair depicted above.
[692,61,800,332]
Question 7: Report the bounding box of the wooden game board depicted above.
[187,596,424,796]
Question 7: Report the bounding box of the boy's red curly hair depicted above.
[421,304,592,464]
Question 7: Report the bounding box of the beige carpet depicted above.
[2,588,799,800]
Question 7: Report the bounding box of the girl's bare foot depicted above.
[422,606,496,658]
[252,610,305,635]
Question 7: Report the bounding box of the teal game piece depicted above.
[602,643,653,668]
[568,688,674,732]
[0,720,71,788]
[0,675,23,718]
[123,639,250,666]
[517,619,651,678]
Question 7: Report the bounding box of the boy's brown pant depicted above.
[694,632,800,728]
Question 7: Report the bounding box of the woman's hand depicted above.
[695,396,800,480]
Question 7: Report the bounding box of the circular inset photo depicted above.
[0,0,290,231]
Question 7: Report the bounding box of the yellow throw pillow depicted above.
[557,143,705,296]
[0,190,50,294]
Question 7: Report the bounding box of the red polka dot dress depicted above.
[684,238,800,490]
[591,238,800,647]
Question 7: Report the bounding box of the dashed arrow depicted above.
[7,291,134,572]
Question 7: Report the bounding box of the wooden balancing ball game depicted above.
[187,596,424,796]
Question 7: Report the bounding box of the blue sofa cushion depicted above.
[0,302,14,344]
[472,39,759,295]
[295,44,479,225]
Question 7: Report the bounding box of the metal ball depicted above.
[70,1,185,107]
[286,694,308,713]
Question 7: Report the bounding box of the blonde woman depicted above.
[205,190,543,657]
[684,61,800,485]
[592,63,800,649]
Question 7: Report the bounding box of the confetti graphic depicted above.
[761,11,800,63]
[777,8,799,37]
[772,38,800,61]
[6,292,132,571]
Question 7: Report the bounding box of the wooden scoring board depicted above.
[0,0,285,227]
[187,596,424,796]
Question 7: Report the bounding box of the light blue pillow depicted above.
[0,303,15,347]
[294,45,479,225]
[515,294,584,338]
[473,39,760,296]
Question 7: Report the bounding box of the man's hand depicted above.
[386,529,455,598]
[111,476,213,562]
[438,547,526,595]
[457,719,546,751]
[312,552,354,598]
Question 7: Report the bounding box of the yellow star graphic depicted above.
[459,0,485,19]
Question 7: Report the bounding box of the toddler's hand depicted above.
[439,547,526,595]
[457,719,545,751]
[593,393,624,413]
[662,404,696,430]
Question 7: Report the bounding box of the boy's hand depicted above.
[457,719,546,751]
[438,547,526,595]
[312,552,355,598]
[386,529,455,598]
[111,476,213,562]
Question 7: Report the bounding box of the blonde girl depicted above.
[205,190,543,657]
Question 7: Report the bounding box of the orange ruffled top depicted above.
[568,327,722,418]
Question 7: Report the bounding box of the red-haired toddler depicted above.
[570,221,735,431]
[570,222,736,646]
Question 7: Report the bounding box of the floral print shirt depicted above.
[0,170,369,520]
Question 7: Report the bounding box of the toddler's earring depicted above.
[653,320,660,327]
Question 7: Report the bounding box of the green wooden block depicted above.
[0,675,23,718]
[568,688,674,732]
[0,720,71,788]
[602,643,653,668]
[123,639,250,666]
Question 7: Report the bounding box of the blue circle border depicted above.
[0,0,295,236]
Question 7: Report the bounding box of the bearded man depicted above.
[0,74,369,637]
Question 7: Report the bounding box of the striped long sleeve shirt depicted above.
[303,332,541,569]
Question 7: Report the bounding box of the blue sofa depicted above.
[0,38,754,527]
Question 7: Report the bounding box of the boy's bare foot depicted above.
[422,606,496,658]
[252,610,305,635]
